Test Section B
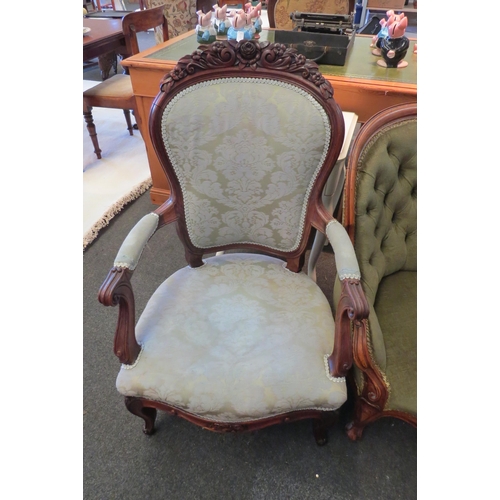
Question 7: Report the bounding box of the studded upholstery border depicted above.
[160,78,331,251]
[116,253,347,422]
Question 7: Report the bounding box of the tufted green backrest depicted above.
[353,119,417,305]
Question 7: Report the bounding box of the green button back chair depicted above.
[334,102,417,439]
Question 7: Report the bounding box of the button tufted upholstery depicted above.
[335,102,417,440]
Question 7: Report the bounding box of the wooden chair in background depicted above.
[83,5,169,159]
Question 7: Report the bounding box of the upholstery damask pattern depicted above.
[273,0,349,30]
[116,254,347,422]
[161,79,331,251]
[144,0,198,42]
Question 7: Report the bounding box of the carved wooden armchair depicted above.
[98,40,369,445]
[334,102,417,440]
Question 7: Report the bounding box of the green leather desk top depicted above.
[145,30,417,86]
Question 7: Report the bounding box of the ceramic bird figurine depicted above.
[377,15,410,68]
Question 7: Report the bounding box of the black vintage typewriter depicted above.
[274,11,356,66]
[290,12,355,35]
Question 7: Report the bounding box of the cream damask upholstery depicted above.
[117,253,346,422]
[161,79,331,251]
[99,41,369,444]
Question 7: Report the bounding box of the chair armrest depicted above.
[98,200,177,365]
[325,219,360,280]
[114,212,160,270]
[325,219,369,378]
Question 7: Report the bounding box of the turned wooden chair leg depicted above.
[83,105,102,159]
[312,412,337,446]
[124,396,157,435]
[123,109,134,136]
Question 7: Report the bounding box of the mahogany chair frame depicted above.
[99,40,369,444]
[83,5,169,159]
[341,102,417,440]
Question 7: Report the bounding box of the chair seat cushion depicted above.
[116,253,346,422]
[375,270,417,414]
[83,74,133,99]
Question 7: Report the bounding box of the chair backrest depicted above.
[343,102,417,303]
[122,5,169,56]
[267,0,353,30]
[149,41,346,272]
[143,0,198,40]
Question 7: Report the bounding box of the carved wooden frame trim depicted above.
[98,199,177,365]
[342,102,417,440]
[124,396,338,445]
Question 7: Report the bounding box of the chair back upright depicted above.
[149,41,346,272]
[122,5,169,56]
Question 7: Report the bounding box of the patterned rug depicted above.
[83,80,152,250]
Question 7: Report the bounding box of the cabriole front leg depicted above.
[124,397,157,435]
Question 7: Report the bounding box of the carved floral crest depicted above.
[159,40,334,99]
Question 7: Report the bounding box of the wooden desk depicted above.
[83,17,129,80]
[122,30,417,205]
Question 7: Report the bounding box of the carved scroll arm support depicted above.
[324,219,369,378]
[98,200,177,365]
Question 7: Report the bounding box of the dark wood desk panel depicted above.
[122,30,417,205]
[83,18,129,79]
